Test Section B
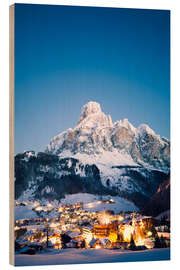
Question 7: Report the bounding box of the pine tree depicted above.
[154,234,161,248]
[160,235,167,248]
[129,234,136,250]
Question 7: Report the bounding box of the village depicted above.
[14,199,170,255]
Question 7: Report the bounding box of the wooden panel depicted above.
[9,4,15,266]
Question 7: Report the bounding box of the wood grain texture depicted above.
[9,4,15,266]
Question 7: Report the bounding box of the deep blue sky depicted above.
[15,4,170,154]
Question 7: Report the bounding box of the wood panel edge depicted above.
[9,4,15,266]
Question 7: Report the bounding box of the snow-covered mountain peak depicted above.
[45,102,170,173]
[77,101,113,129]
[78,101,102,123]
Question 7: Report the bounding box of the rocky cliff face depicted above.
[46,101,170,173]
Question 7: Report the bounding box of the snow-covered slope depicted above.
[15,152,167,210]
[52,193,138,213]
[15,193,138,220]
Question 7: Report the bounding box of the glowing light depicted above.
[109,232,118,243]
[83,232,93,244]
[144,239,155,249]
[134,225,145,246]
[119,216,124,221]
[139,220,145,229]
[62,225,66,230]
[123,225,134,242]
[47,203,53,208]
[35,206,43,211]
[14,226,19,231]
[85,201,102,209]
[50,223,57,228]
[99,213,110,225]
[95,245,101,249]
[134,237,145,246]
[50,237,57,244]
[33,201,40,207]
[147,231,152,237]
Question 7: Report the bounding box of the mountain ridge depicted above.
[46,101,170,173]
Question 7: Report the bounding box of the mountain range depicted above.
[15,101,170,212]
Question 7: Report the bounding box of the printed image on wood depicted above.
[9,3,170,266]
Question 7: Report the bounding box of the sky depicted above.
[15,4,170,154]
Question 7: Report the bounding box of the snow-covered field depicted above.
[15,248,170,266]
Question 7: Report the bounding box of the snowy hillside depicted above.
[15,193,138,220]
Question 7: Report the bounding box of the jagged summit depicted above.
[45,102,170,172]
[77,101,113,129]
[78,101,102,123]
